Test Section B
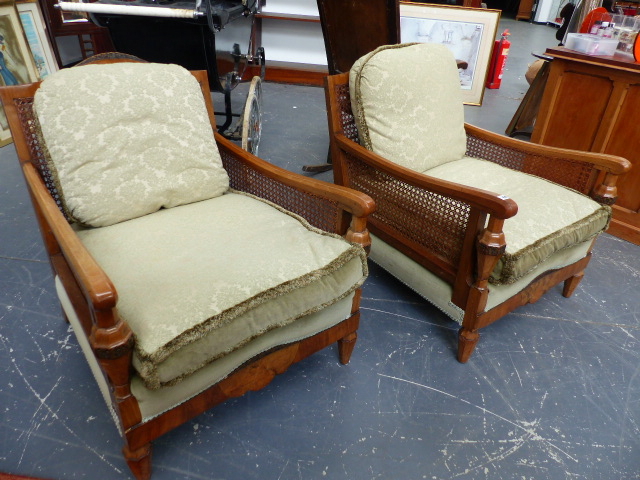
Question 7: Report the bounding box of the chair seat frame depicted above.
[324,71,631,363]
[0,57,375,480]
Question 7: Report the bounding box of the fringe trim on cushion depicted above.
[490,205,611,285]
[133,190,369,389]
[32,111,83,225]
[144,280,364,390]
[351,43,420,151]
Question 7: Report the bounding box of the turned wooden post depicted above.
[458,217,506,363]
[592,172,619,206]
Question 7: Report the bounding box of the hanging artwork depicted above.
[400,2,500,105]
[0,0,39,146]
[17,0,59,79]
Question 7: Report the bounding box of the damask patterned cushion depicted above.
[349,43,467,172]
[34,63,229,227]
[426,157,611,284]
[74,191,368,389]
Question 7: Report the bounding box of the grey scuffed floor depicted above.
[1,17,639,480]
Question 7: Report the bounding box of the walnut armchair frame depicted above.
[325,71,630,362]
[0,56,374,480]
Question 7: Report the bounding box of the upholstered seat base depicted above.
[73,192,367,389]
[56,276,356,423]
[368,233,593,324]
[426,157,610,285]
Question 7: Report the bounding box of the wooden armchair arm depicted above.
[334,133,517,219]
[24,162,140,428]
[24,163,117,314]
[333,133,516,289]
[464,123,631,204]
[215,133,376,248]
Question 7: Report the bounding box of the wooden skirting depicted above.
[245,64,328,86]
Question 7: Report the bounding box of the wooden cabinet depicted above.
[516,0,535,21]
[532,47,640,245]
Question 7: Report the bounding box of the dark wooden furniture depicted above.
[532,47,640,245]
[325,71,630,362]
[506,55,552,138]
[39,0,114,65]
[318,0,400,75]
[0,55,374,480]
[516,0,535,21]
[303,0,400,172]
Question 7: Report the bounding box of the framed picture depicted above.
[17,0,58,79]
[399,2,501,106]
[0,0,39,146]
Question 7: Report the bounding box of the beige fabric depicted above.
[74,191,367,389]
[34,62,229,227]
[349,43,467,172]
[369,233,593,325]
[55,275,355,423]
[132,295,355,421]
[426,157,610,284]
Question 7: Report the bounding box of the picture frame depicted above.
[399,2,501,106]
[17,0,58,80]
[0,0,39,146]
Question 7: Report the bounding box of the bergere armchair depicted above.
[324,43,631,362]
[0,54,374,480]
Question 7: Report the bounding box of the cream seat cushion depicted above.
[426,157,611,284]
[349,43,467,172]
[74,191,368,389]
[34,62,229,227]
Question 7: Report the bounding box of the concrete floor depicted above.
[1,17,639,480]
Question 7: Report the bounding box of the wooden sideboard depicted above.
[531,47,640,245]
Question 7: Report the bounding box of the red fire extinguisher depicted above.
[486,29,511,89]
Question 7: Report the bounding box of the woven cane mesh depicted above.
[466,133,596,194]
[336,83,359,142]
[220,149,342,234]
[343,151,470,268]
[13,97,70,220]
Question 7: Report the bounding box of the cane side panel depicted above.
[341,150,470,269]
[336,82,359,143]
[465,133,596,195]
[220,149,342,234]
[13,97,70,221]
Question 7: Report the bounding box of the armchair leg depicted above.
[338,332,357,364]
[123,443,152,480]
[457,328,480,363]
[562,272,585,298]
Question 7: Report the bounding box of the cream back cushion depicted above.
[349,43,467,172]
[35,62,229,227]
